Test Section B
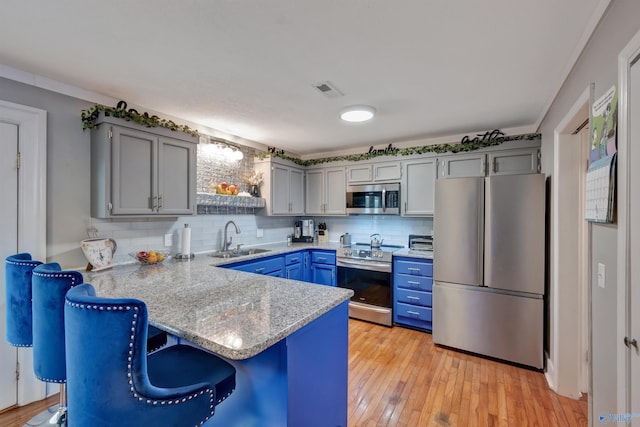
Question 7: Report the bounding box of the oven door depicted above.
[337,258,392,326]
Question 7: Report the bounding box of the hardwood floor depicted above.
[0,319,588,427]
[348,319,588,426]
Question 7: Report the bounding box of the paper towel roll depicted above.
[181,224,191,255]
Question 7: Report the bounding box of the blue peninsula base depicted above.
[184,301,349,427]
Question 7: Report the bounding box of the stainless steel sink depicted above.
[210,248,271,258]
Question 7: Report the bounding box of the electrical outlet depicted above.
[164,233,173,247]
[256,228,264,238]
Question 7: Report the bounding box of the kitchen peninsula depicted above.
[83,252,353,427]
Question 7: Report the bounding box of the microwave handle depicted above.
[382,187,386,212]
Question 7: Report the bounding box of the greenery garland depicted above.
[256,132,541,166]
[81,102,199,136]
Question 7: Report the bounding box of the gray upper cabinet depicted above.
[373,161,402,182]
[347,161,401,184]
[487,147,540,175]
[346,164,372,183]
[91,116,197,218]
[437,147,540,179]
[402,158,436,216]
[306,167,346,215]
[437,153,486,179]
[256,158,305,216]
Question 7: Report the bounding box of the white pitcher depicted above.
[80,238,117,271]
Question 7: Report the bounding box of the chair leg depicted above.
[46,384,67,426]
[23,384,67,427]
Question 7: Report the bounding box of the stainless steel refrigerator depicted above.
[432,173,545,369]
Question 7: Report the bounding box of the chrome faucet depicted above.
[222,220,241,252]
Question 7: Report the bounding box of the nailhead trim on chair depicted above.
[32,270,81,383]
[65,300,216,425]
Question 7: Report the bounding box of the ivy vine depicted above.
[81,101,199,136]
[256,132,541,166]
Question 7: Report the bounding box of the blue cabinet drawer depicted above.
[285,252,303,266]
[310,251,336,265]
[395,274,433,292]
[395,303,432,323]
[395,289,432,307]
[394,259,433,277]
[228,256,285,275]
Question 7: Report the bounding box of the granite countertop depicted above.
[82,243,352,360]
[392,248,434,259]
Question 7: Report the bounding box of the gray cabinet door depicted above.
[324,167,346,215]
[289,168,305,215]
[271,164,290,214]
[373,162,401,182]
[487,147,540,175]
[437,153,486,179]
[347,164,372,183]
[158,137,196,215]
[402,158,436,216]
[305,169,324,214]
[111,127,156,215]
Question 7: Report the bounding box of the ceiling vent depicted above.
[312,81,344,99]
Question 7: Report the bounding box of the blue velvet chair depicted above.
[64,283,236,427]
[32,262,84,426]
[5,253,42,347]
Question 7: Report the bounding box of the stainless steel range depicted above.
[336,242,402,326]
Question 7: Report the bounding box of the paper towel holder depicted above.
[175,224,195,261]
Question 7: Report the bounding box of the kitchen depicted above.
[1,1,639,426]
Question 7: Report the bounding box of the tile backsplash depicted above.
[87,214,432,267]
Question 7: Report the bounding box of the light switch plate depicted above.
[597,263,605,288]
[164,233,173,247]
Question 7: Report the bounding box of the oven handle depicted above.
[337,258,392,273]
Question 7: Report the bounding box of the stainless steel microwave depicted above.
[346,183,400,215]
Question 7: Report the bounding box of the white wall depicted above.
[538,0,640,408]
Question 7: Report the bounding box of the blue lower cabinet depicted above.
[285,263,303,280]
[285,251,304,281]
[309,250,337,286]
[310,263,336,286]
[222,249,338,286]
[393,256,433,332]
[223,255,285,277]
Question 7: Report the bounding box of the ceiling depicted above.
[0,1,607,156]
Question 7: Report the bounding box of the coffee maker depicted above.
[293,219,314,243]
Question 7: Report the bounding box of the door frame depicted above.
[0,99,47,406]
[616,27,640,416]
[547,84,592,398]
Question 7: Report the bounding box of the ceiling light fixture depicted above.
[339,105,376,123]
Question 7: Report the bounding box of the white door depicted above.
[0,121,19,410]
[629,55,640,425]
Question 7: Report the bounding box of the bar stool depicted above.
[64,283,236,427]
[32,263,84,426]
[5,253,42,347]
[5,253,59,426]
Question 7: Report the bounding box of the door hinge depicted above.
[537,150,542,173]
[16,152,21,170]
[108,128,113,141]
[108,202,113,212]
[15,361,20,381]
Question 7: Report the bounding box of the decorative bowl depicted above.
[129,250,170,265]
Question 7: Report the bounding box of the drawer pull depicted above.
[407,267,420,272]
[317,257,327,261]
[407,311,420,316]
[255,267,265,273]
[291,257,299,262]
[407,296,420,301]
[408,281,420,285]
